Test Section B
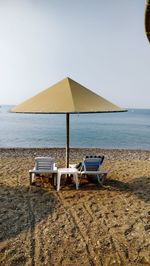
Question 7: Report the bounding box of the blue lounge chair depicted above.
[79,155,107,186]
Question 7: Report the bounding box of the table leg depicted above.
[75,173,79,190]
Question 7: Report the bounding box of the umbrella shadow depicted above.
[104,175,150,203]
[0,185,58,243]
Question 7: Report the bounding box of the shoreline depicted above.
[0,147,149,161]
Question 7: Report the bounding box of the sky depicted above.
[0,0,150,108]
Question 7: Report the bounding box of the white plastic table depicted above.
[57,168,79,191]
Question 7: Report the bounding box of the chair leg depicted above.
[30,173,36,185]
[97,174,103,186]
[101,172,107,184]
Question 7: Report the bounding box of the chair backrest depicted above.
[85,155,104,163]
[83,156,104,171]
[35,157,54,171]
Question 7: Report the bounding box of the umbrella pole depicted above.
[145,0,150,42]
[66,113,70,167]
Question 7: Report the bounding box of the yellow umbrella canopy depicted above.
[11,77,123,113]
[145,0,150,42]
[11,77,126,166]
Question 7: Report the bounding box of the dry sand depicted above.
[0,148,150,266]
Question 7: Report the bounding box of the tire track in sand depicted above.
[27,187,36,266]
[58,192,129,265]
[57,192,102,266]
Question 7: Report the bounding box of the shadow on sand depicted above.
[0,175,149,243]
[104,175,150,203]
[0,185,58,242]
[55,174,150,204]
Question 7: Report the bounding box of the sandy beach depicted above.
[0,148,150,266]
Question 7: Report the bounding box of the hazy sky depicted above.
[0,0,149,108]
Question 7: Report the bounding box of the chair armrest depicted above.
[29,169,58,173]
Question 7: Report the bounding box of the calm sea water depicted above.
[0,105,150,150]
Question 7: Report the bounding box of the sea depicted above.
[0,105,150,150]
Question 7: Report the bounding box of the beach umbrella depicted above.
[145,0,150,42]
[11,77,126,167]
